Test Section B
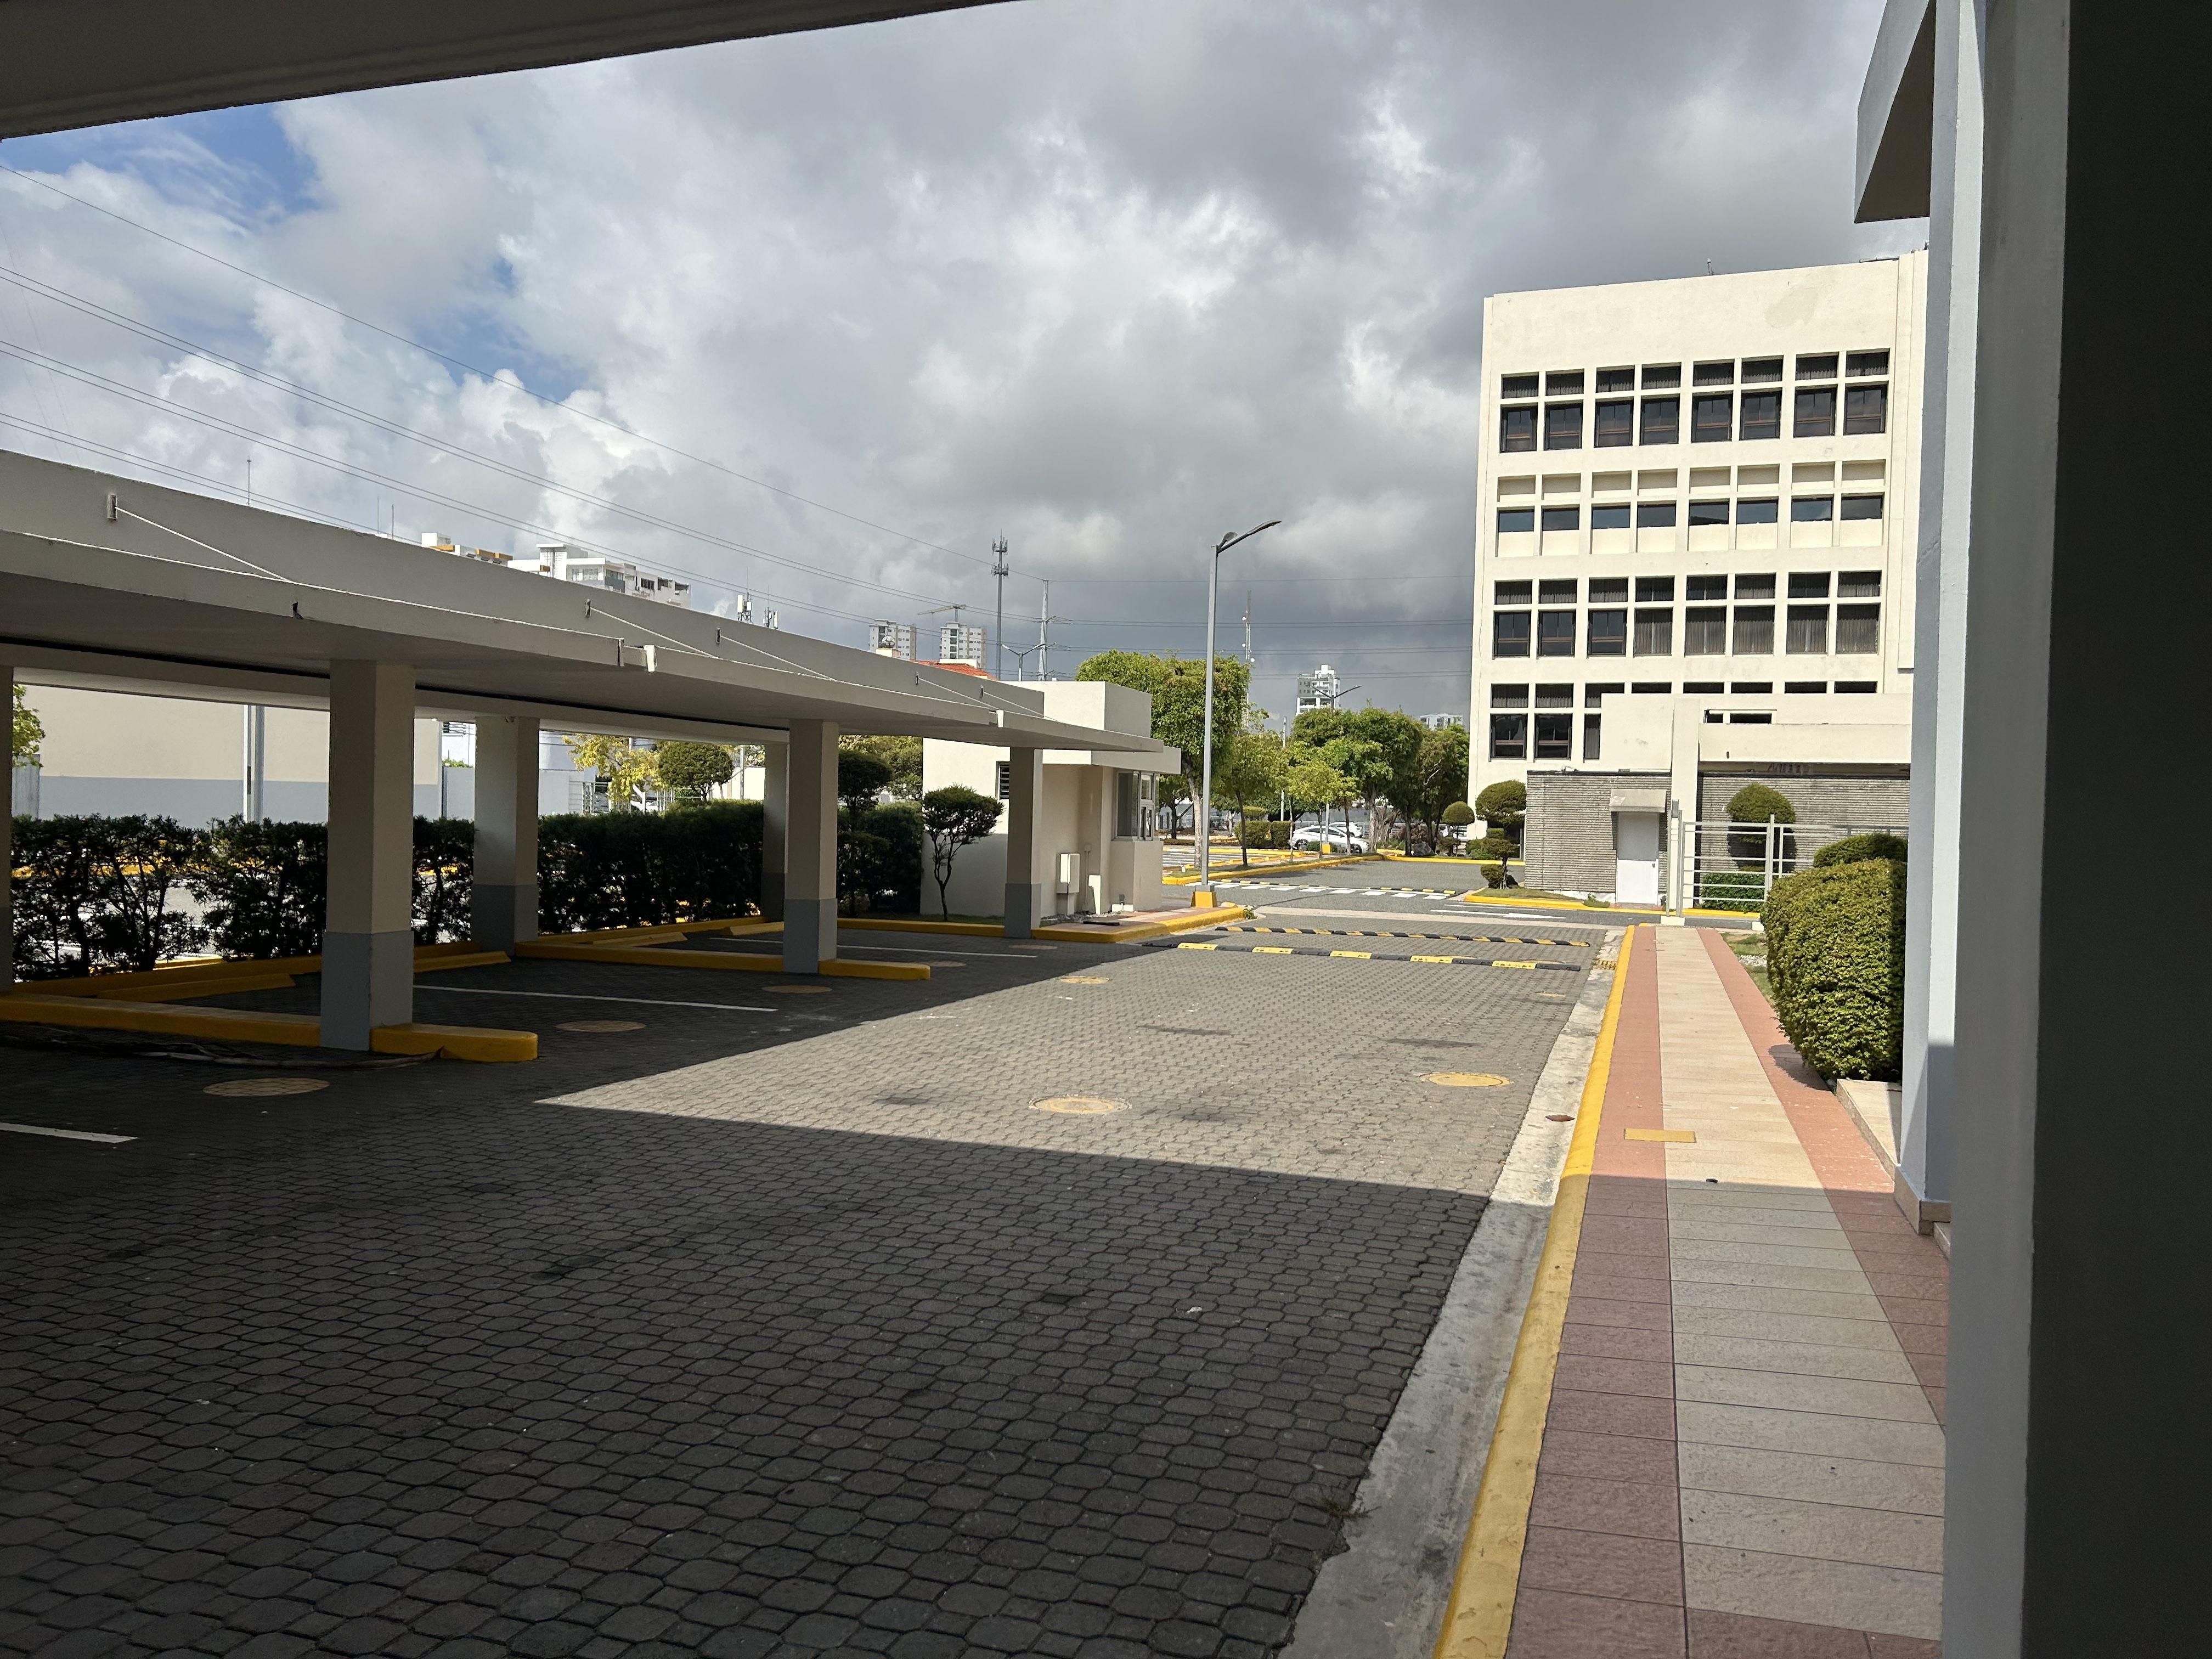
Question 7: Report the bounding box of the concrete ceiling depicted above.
[0,0,1006,139]
[1854,0,1934,223]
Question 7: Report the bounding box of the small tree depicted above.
[1442,800,1476,851]
[565,733,658,810]
[12,684,42,768]
[656,741,735,802]
[1215,726,1288,866]
[1475,779,1527,846]
[1286,748,1354,848]
[840,734,923,800]
[837,749,894,817]
[920,786,1002,918]
[1726,781,1798,868]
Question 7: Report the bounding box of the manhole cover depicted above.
[1062,976,1109,985]
[1032,1096,1126,1115]
[557,1019,644,1033]
[1427,1071,1511,1088]
[763,984,831,995]
[205,1077,328,1098]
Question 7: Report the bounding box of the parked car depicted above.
[1291,825,1369,853]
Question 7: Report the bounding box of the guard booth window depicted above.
[1115,771,1158,839]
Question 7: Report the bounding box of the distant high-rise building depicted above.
[1419,713,1464,731]
[527,541,691,608]
[939,623,987,666]
[868,621,917,659]
[1296,665,1342,714]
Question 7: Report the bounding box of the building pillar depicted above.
[1002,747,1043,938]
[780,720,837,973]
[321,661,416,1048]
[760,740,788,922]
[471,715,539,953]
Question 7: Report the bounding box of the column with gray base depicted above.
[1002,747,1043,938]
[760,741,788,922]
[321,661,416,1047]
[780,720,837,973]
[471,715,539,953]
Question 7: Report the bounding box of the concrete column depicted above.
[321,661,416,1048]
[471,715,540,953]
[780,720,837,972]
[760,740,788,922]
[1897,0,1982,1233]
[1002,748,1043,938]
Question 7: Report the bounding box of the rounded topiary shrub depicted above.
[1726,782,1797,825]
[1813,832,1908,868]
[1763,856,1906,1080]
[1473,781,1525,837]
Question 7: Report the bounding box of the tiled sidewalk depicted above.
[1506,925,1948,1657]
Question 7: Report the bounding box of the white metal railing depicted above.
[1668,815,1905,912]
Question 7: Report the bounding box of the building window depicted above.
[1582,714,1602,759]
[1740,391,1781,439]
[1632,681,1672,693]
[1591,503,1630,529]
[1731,681,1774,694]
[996,761,1011,800]
[1787,604,1830,654]
[1841,493,1885,520]
[1838,570,1882,598]
[1642,363,1681,390]
[1489,713,1527,758]
[1796,352,1839,380]
[1496,580,1533,605]
[1585,684,1622,706]
[1836,604,1882,654]
[1634,608,1673,656]
[1844,383,1888,434]
[1588,578,1629,603]
[1539,579,1578,603]
[1692,394,1733,442]
[1541,505,1581,531]
[1694,360,1734,387]
[1538,611,1577,656]
[1491,684,1528,708]
[1535,684,1575,708]
[1742,357,1784,384]
[1587,610,1628,656]
[1686,682,1724,695]
[1736,497,1779,523]
[1793,385,1836,437]
[1688,499,1729,526]
[1594,399,1634,447]
[1640,396,1681,444]
[1684,607,1728,654]
[1791,496,1834,522]
[1635,575,1675,602]
[1636,501,1678,528]
[1846,350,1890,377]
[1686,574,1728,601]
[1735,573,1776,599]
[1493,611,1532,657]
[1785,681,1827,693]
[1501,373,1539,399]
[1788,572,1831,598]
[1733,604,1775,654]
[1501,405,1537,451]
[1546,370,1585,397]
[1598,367,1637,394]
[1836,680,1878,693]
[1534,713,1573,759]
[1497,506,1534,533]
[1729,712,1774,725]
[1544,404,1583,449]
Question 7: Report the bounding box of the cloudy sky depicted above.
[0,0,1920,723]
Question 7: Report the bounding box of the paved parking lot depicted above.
[1,893,1590,1659]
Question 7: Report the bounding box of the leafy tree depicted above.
[1400,725,1470,851]
[840,733,923,800]
[12,684,42,768]
[564,733,658,809]
[1475,779,1527,845]
[1285,747,1356,847]
[1075,651,1249,834]
[1442,802,1477,851]
[920,786,1002,918]
[1214,726,1288,866]
[656,741,735,802]
[837,749,894,816]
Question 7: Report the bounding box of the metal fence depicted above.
[1672,816,1906,912]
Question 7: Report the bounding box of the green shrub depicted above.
[1472,834,1517,862]
[1763,857,1906,1080]
[1813,832,1908,868]
[1474,781,1525,842]
[1242,819,1291,851]
[1726,782,1797,825]
[1442,802,1476,830]
[840,802,922,915]
[413,816,476,943]
[1480,861,1510,888]
[538,802,763,932]
[10,814,204,978]
[656,740,735,801]
[191,817,328,959]
[1698,870,1769,912]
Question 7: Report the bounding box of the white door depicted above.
[1613,811,1662,905]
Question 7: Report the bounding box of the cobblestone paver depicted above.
[0,919,1587,1658]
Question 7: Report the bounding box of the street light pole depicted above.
[990,536,1009,680]
[1196,520,1280,904]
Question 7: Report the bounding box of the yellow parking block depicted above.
[1252,946,1293,955]
[1491,960,1540,970]
[1176,942,1220,951]
[1412,955,1462,964]
[1329,950,1373,960]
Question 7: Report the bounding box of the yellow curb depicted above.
[1431,927,1636,1659]
[370,1022,537,1063]
[0,993,536,1062]
[415,951,511,974]
[90,972,300,1002]
[1460,892,1625,913]
[820,958,931,981]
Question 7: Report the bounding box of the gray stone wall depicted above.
[1523,771,1670,895]
[1698,770,1911,860]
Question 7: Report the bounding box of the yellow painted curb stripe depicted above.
[1253,946,1293,955]
[1490,961,1539,970]
[1175,941,1220,951]
[1412,955,1459,964]
[1431,927,1635,1659]
[1329,950,1373,959]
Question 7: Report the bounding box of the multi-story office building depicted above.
[1468,256,1925,898]
[1296,665,1343,715]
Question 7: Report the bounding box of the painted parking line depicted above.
[416,986,779,1014]
[1154,941,1581,971]
[1223,925,1592,948]
[1,1122,134,1144]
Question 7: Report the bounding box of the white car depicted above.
[1291,825,1369,853]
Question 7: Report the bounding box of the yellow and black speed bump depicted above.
[1222,925,1592,949]
[1146,939,1581,970]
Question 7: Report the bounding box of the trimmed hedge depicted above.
[1240,820,1291,851]
[1699,870,1768,912]
[1813,832,1908,868]
[9,814,204,978]
[1763,856,1906,1080]
[191,816,329,958]
[539,804,764,932]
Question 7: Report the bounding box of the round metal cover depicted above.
[1426,1071,1511,1088]
[205,1076,328,1098]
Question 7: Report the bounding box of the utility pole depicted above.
[1242,589,1252,665]
[1195,521,1281,903]
[991,536,1009,680]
